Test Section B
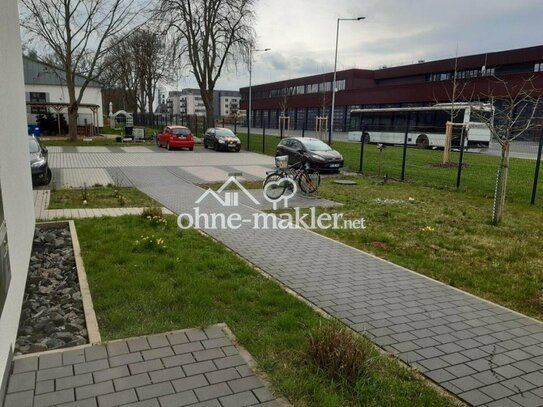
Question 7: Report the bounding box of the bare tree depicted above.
[475,78,541,224]
[20,0,139,140]
[158,0,255,127]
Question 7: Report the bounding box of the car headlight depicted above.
[218,139,226,144]
[31,159,46,168]
[310,153,325,161]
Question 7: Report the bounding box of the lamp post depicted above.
[248,48,270,149]
[329,16,365,145]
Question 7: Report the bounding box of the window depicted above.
[29,92,47,115]
[535,63,543,73]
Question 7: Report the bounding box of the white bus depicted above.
[347,103,493,149]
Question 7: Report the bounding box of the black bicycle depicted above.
[263,152,321,200]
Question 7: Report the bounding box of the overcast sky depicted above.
[174,0,543,92]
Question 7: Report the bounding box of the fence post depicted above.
[456,126,467,189]
[531,132,543,205]
[222,118,225,127]
[262,126,266,155]
[359,130,366,173]
[234,116,237,134]
[400,113,411,181]
[302,123,305,138]
[195,118,198,138]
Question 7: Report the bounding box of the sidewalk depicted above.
[33,191,173,221]
[122,166,543,407]
[4,325,281,407]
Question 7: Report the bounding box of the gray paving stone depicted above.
[141,346,175,361]
[34,389,75,407]
[3,390,34,407]
[205,368,241,384]
[63,349,86,365]
[39,353,63,370]
[149,366,185,383]
[125,399,160,407]
[185,329,208,342]
[37,365,74,381]
[109,352,143,368]
[171,374,209,392]
[56,373,93,390]
[114,372,151,391]
[194,382,232,401]
[193,348,225,362]
[127,337,151,353]
[12,357,38,374]
[183,360,217,376]
[162,353,197,368]
[219,390,259,407]
[85,345,108,362]
[74,359,109,375]
[158,390,199,407]
[448,376,485,392]
[492,364,525,379]
[213,355,246,370]
[510,392,543,407]
[35,379,54,395]
[7,371,35,393]
[75,380,115,400]
[166,332,189,346]
[57,397,98,407]
[479,382,516,400]
[107,341,130,357]
[136,381,175,400]
[97,388,138,407]
[93,365,130,383]
[459,389,494,406]
[172,342,204,355]
[129,359,163,375]
[227,375,264,393]
[254,387,275,403]
[147,334,170,349]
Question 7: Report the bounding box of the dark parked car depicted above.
[29,136,51,185]
[275,137,344,172]
[203,128,241,152]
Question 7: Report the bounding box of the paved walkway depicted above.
[4,325,281,407]
[33,191,173,221]
[120,166,543,407]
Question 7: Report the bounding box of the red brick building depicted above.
[240,45,543,136]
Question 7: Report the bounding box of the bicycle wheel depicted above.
[298,168,320,194]
[264,172,287,200]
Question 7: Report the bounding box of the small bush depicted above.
[308,324,373,385]
[142,206,163,219]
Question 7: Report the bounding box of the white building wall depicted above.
[0,0,36,398]
[25,84,104,127]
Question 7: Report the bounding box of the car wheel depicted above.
[41,168,52,186]
[167,143,171,151]
[214,141,219,151]
[203,140,208,149]
[189,146,194,151]
[416,135,429,149]
[235,147,241,152]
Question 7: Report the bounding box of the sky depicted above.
[174,0,543,92]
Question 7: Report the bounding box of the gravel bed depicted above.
[15,225,88,354]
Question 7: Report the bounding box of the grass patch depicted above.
[48,186,158,209]
[76,215,457,407]
[237,133,541,205]
[281,176,543,320]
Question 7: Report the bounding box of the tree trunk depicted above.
[203,90,215,129]
[68,103,78,141]
[492,143,510,225]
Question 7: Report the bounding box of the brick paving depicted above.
[31,149,543,406]
[119,166,543,407]
[4,326,281,407]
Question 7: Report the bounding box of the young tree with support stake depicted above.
[158,0,255,129]
[20,0,139,141]
[475,78,541,225]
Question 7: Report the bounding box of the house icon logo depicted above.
[196,176,260,207]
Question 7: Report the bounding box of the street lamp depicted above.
[329,16,365,145]
[248,47,270,150]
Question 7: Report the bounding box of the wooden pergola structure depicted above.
[26,102,100,136]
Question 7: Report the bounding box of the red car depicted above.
[157,126,195,151]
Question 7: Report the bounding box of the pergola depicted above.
[26,101,100,136]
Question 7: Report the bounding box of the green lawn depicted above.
[76,215,458,407]
[237,133,542,205]
[48,186,158,209]
[278,177,543,320]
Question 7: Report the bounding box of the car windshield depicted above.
[216,129,236,138]
[171,128,191,136]
[29,139,40,153]
[301,139,332,152]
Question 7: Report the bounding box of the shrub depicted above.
[308,324,373,385]
[142,206,163,219]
